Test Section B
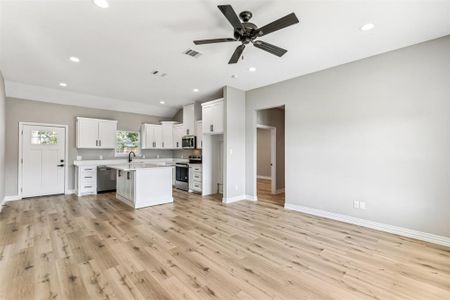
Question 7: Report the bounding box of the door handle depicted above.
[96,140,99,146]
[57,164,65,167]
[210,124,213,132]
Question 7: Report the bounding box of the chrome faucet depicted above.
[128,151,136,163]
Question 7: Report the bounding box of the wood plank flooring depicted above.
[1,190,449,299]
[257,178,285,207]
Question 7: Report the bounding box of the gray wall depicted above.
[257,128,271,177]
[246,36,450,237]
[0,72,5,202]
[257,108,285,189]
[224,86,246,200]
[5,98,175,196]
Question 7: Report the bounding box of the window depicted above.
[31,130,58,145]
[115,130,140,156]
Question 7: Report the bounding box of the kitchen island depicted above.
[107,163,173,209]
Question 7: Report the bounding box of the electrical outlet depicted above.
[360,201,366,210]
[353,200,360,209]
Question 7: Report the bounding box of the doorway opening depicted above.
[256,106,285,206]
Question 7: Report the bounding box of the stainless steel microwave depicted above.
[182,136,196,149]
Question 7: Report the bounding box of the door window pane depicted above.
[31,130,58,145]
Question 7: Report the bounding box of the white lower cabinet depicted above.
[189,164,202,193]
[116,170,135,205]
[75,166,97,196]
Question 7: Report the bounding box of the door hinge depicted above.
[21,130,23,135]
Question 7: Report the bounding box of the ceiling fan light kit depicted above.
[194,4,299,64]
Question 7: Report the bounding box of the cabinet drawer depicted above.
[81,174,96,180]
[80,167,96,176]
[191,165,201,172]
[192,181,202,191]
[192,172,202,181]
[80,184,96,193]
[81,177,96,185]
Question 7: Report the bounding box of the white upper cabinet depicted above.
[196,121,203,149]
[161,121,177,149]
[142,124,162,149]
[202,98,224,134]
[77,117,117,149]
[98,120,117,148]
[183,104,195,136]
[173,124,184,149]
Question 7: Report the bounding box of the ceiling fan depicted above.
[193,5,299,64]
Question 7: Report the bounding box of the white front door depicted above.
[22,125,66,197]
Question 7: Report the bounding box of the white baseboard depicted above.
[285,203,450,248]
[1,195,22,213]
[223,195,258,203]
[65,189,76,195]
[222,195,247,204]
[4,195,21,202]
[245,195,257,201]
[257,175,271,180]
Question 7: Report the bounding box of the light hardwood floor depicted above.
[0,190,449,299]
[257,178,285,207]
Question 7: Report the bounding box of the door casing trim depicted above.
[18,122,69,199]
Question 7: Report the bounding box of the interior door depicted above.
[22,125,66,197]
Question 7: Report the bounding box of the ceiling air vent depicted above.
[184,49,202,58]
[152,70,167,77]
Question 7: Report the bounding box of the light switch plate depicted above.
[354,200,360,209]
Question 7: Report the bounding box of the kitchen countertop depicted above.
[106,163,172,171]
[73,158,188,166]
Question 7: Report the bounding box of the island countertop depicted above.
[106,163,173,171]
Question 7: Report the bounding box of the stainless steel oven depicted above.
[182,135,196,149]
[175,163,189,191]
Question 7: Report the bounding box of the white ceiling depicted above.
[1,0,449,117]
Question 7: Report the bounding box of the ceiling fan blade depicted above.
[258,12,299,37]
[194,38,236,45]
[218,5,243,32]
[253,40,287,57]
[228,44,245,64]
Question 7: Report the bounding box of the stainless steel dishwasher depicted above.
[97,165,117,192]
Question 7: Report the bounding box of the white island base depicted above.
[112,164,173,209]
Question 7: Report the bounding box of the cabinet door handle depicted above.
[99,140,101,147]
[96,140,98,146]
[187,129,189,135]
[162,142,164,148]
[176,142,179,148]
[127,172,130,180]
[210,124,213,132]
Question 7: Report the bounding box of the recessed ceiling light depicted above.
[249,67,256,72]
[92,0,109,8]
[69,56,80,63]
[160,101,165,104]
[193,88,199,92]
[59,82,67,87]
[361,23,375,31]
